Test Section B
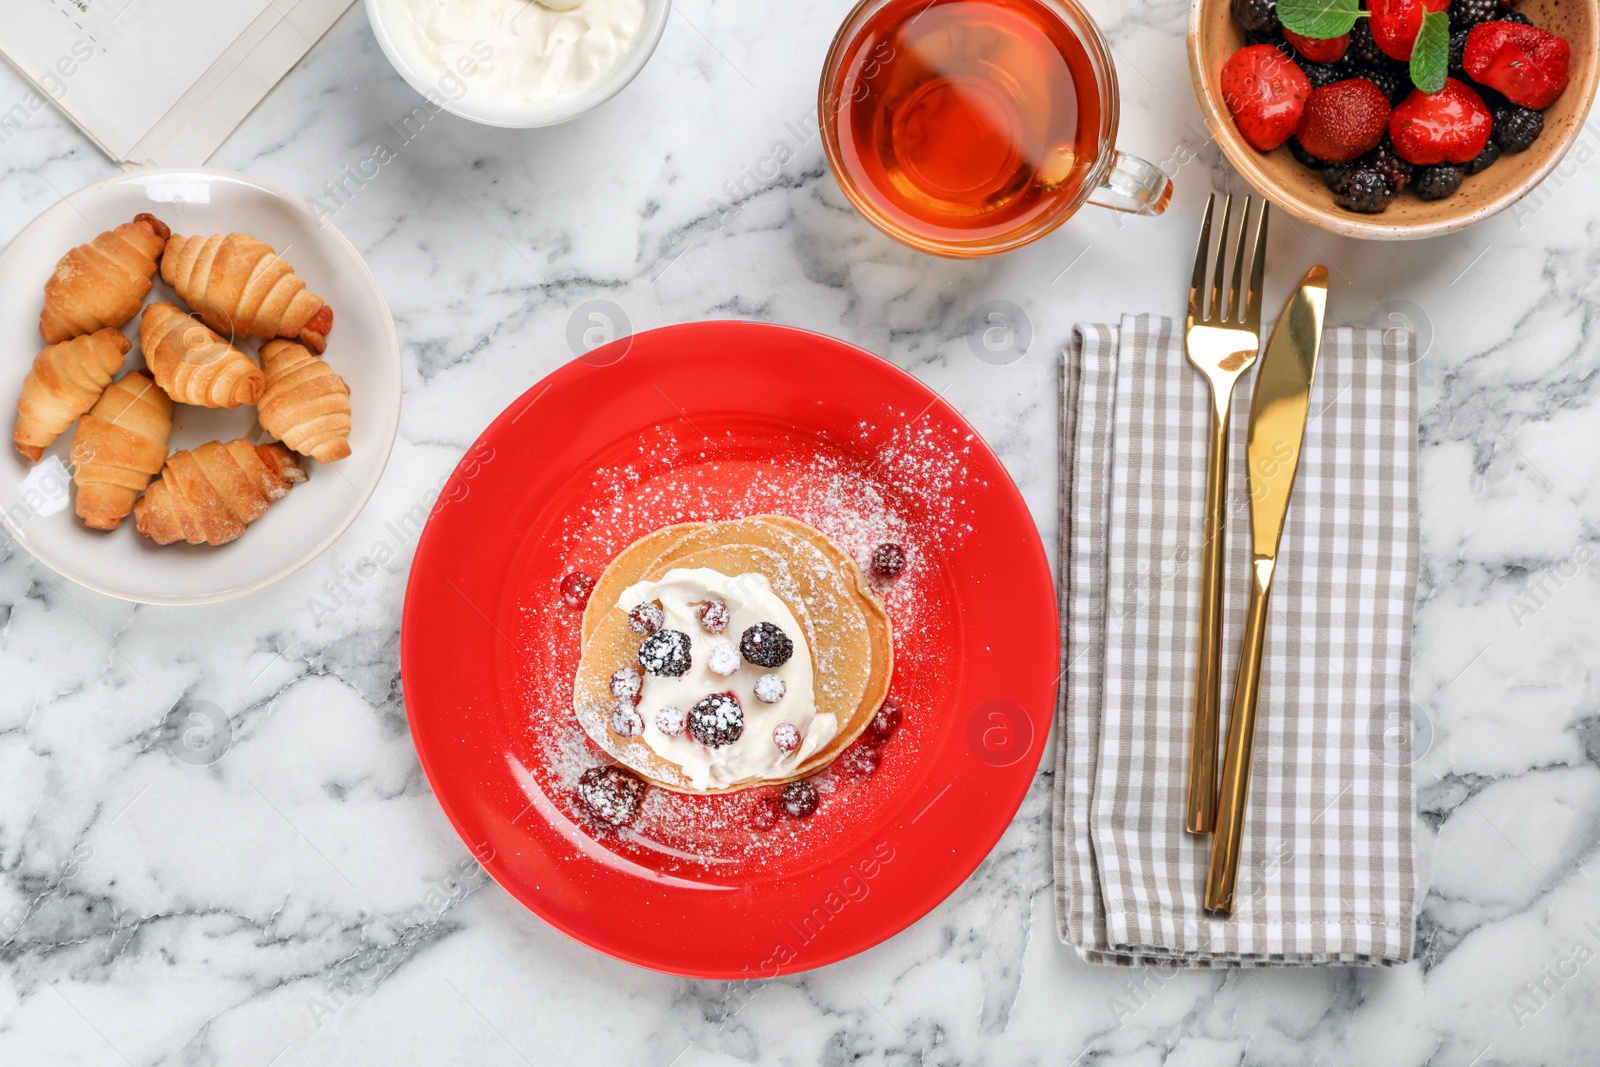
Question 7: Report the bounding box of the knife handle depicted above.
[1205,556,1276,914]
[1185,396,1230,834]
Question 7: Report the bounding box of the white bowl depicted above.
[365,0,672,128]
[0,168,403,605]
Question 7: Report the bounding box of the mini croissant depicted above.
[160,232,333,353]
[140,302,264,408]
[39,214,169,344]
[258,340,352,463]
[134,439,308,546]
[14,327,131,461]
[71,371,174,531]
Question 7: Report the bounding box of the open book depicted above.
[0,0,353,166]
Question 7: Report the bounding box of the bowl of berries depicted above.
[1189,0,1598,237]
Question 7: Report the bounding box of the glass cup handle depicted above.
[1086,150,1173,216]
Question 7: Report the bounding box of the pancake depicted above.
[572,515,893,793]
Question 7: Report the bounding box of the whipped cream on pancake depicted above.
[616,568,834,790]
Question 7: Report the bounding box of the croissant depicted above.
[14,327,131,461]
[258,340,352,463]
[160,232,333,353]
[134,440,308,546]
[139,302,264,408]
[39,213,169,344]
[71,371,174,530]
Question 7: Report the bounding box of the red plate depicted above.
[401,321,1058,978]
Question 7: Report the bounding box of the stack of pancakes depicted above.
[573,515,894,794]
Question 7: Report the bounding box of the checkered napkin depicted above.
[1052,315,1419,966]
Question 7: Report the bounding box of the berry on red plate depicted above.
[782,780,820,819]
[577,765,646,827]
[1296,79,1392,163]
[773,722,801,752]
[749,797,781,832]
[627,602,664,635]
[1463,21,1571,109]
[1221,45,1311,151]
[865,697,903,742]
[871,542,908,578]
[1370,0,1426,61]
[1389,78,1493,164]
[841,742,882,776]
[559,570,595,608]
[1284,29,1349,64]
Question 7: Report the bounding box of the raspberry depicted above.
[688,692,744,747]
[740,623,794,668]
[610,702,645,738]
[1492,103,1543,152]
[1333,166,1397,213]
[773,722,801,752]
[627,602,664,635]
[706,640,740,677]
[698,599,730,634]
[1231,0,1280,36]
[655,705,687,736]
[1463,141,1501,174]
[866,698,903,741]
[1413,164,1465,200]
[754,673,787,704]
[871,542,908,578]
[559,571,595,608]
[1449,0,1497,27]
[638,629,692,676]
[781,780,819,819]
[840,743,882,776]
[610,667,642,702]
[577,766,645,827]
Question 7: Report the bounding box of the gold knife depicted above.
[1203,265,1329,915]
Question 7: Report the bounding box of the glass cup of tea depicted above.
[820,0,1173,258]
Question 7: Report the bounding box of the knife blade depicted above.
[1203,264,1328,915]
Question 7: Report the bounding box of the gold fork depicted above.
[1183,193,1268,835]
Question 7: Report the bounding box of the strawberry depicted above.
[1284,28,1350,63]
[1221,45,1312,151]
[1463,22,1571,109]
[1389,78,1494,164]
[1370,0,1425,61]
[1296,79,1392,162]
[1422,0,1450,10]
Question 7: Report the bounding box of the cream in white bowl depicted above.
[367,0,669,127]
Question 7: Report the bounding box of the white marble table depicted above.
[3,3,1598,1064]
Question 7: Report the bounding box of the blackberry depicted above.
[1368,137,1415,191]
[1289,137,1332,168]
[1297,60,1350,90]
[1449,0,1498,26]
[1493,103,1543,152]
[1349,20,1398,70]
[1246,29,1294,54]
[1449,28,1472,78]
[1357,67,1411,106]
[1321,162,1353,190]
[1231,0,1281,36]
[1463,141,1501,174]
[1414,164,1465,200]
[688,692,744,748]
[1495,10,1533,24]
[638,628,692,676]
[577,766,646,827]
[1333,166,1397,213]
[740,622,794,668]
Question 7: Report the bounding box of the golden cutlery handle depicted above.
[1204,556,1275,914]
[1185,396,1230,834]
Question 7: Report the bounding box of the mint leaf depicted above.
[1277,0,1363,39]
[1410,10,1450,93]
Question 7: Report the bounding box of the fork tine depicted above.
[1210,194,1232,323]
[1243,201,1270,332]
[1227,198,1251,323]
[1189,193,1215,322]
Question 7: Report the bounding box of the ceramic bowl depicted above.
[1187,0,1599,239]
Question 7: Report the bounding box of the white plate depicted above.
[0,168,402,605]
